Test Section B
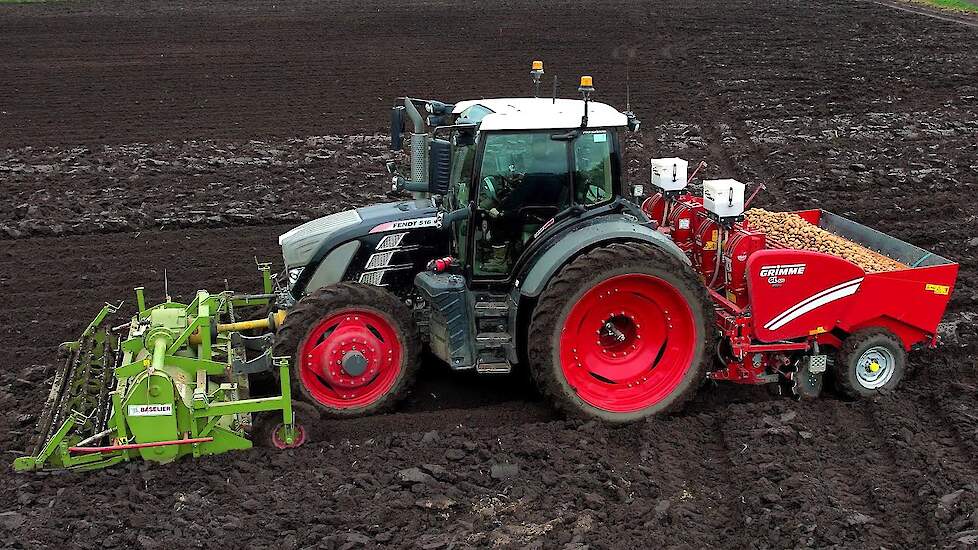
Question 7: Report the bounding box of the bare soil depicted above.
[1,0,977,548]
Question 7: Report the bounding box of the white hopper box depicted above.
[651,158,689,192]
[703,179,746,219]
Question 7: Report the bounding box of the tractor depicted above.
[275,73,714,423]
[15,62,957,472]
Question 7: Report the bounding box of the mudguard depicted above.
[517,215,690,298]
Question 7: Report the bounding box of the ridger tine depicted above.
[14,60,958,471]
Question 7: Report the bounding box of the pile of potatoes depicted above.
[745,208,906,273]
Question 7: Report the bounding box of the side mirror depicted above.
[385,161,397,175]
[429,138,452,195]
[455,129,475,147]
[390,106,405,151]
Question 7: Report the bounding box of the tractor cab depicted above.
[440,97,629,279]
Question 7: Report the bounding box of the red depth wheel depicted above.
[559,273,698,413]
[298,309,402,409]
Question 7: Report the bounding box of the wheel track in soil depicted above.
[641,412,742,544]
[860,361,978,545]
[716,398,935,548]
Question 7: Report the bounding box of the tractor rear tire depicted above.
[528,242,714,423]
[274,282,421,418]
[834,328,906,398]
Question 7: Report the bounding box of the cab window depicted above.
[573,130,613,205]
[450,140,476,259]
[474,132,570,276]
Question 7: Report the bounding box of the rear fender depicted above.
[516,217,689,299]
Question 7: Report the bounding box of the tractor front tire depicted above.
[274,282,421,418]
[834,328,906,398]
[528,242,714,423]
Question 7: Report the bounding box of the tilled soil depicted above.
[1,0,978,548]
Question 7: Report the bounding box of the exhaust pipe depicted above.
[403,99,428,196]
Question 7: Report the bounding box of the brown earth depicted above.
[1,0,978,548]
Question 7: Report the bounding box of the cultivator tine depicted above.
[30,318,120,456]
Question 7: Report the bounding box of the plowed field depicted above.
[1,1,976,548]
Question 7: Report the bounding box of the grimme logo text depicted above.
[759,264,806,285]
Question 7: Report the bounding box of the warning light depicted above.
[530,60,545,97]
[578,75,595,126]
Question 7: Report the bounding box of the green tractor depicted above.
[15,67,713,472]
[275,72,712,423]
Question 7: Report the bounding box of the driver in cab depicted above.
[478,134,569,273]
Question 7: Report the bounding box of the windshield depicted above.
[458,128,619,276]
[480,132,570,211]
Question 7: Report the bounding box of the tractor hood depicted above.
[279,209,363,268]
[279,199,437,268]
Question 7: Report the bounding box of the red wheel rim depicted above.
[271,424,306,449]
[559,273,698,413]
[298,308,402,409]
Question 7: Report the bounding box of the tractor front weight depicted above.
[14,269,300,473]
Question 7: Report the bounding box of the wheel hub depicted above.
[341,351,368,377]
[312,329,384,390]
[298,309,403,408]
[856,346,895,389]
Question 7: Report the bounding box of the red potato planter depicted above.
[645,193,958,398]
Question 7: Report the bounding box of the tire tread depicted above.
[527,241,714,423]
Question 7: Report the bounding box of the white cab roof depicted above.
[452,98,627,131]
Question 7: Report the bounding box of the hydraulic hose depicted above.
[708,227,725,289]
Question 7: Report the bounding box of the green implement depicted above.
[14,267,305,472]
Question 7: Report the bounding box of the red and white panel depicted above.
[747,250,866,342]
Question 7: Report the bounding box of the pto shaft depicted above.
[151,335,168,370]
[188,310,287,344]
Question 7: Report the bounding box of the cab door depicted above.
[469,131,572,279]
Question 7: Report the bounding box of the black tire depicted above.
[527,242,714,423]
[834,328,906,398]
[253,401,320,449]
[273,282,421,417]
